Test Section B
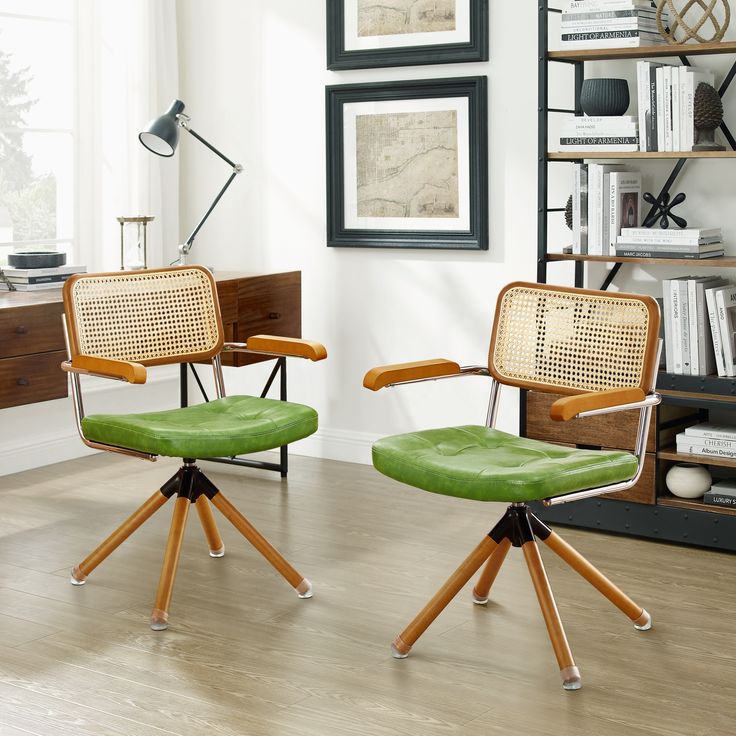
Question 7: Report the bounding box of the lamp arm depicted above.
[178,125,244,258]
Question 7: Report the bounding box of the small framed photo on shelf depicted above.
[326,0,489,70]
[326,76,488,250]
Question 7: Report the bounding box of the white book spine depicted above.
[637,61,649,151]
[663,66,673,151]
[587,164,600,255]
[655,67,665,152]
[602,171,612,255]
[686,423,736,440]
[671,280,683,373]
[706,287,727,376]
[573,165,582,254]
[676,443,736,460]
[672,66,681,151]
[678,279,691,375]
[677,432,736,450]
[716,289,736,377]
[687,279,700,375]
[663,279,674,372]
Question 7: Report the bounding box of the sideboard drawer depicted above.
[0,301,65,359]
[0,350,68,409]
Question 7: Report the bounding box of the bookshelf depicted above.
[531,2,736,551]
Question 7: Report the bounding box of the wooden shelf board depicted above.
[658,446,736,469]
[548,40,736,62]
[546,252,736,267]
[548,150,736,161]
[657,493,736,517]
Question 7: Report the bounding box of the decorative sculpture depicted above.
[693,82,726,151]
[656,0,730,44]
[642,191,688,229]
[565,195,573,230]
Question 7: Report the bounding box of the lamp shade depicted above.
[139,99,186,157]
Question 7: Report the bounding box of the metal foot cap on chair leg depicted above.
[209,545,225,558]
[391,636,411,659]
[560,665,582,691]
[150,608,169,631]
[472,587,489,605]
[633,609,652,631]
[296,578,313,599]
[70,566,87,586]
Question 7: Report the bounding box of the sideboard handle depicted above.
[16,377,29,386]
[268,312,281,320]
[15,325,28,334]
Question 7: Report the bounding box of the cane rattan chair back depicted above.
[63,266,224,367]
[489,282,660,396]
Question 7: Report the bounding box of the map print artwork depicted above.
[356,110,459,219]
[358,0,457,37]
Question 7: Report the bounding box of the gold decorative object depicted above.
[656,0,731,44]
[118,216,154,270]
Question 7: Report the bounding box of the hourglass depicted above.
[118,216,154,270]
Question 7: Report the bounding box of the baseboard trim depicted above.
[289,426,377,465]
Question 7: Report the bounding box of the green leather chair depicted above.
[62,266,326,630]
[364,281,661,690]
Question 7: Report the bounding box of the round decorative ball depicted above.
[665,462,712,499]
[580,78,630,117]
[656,0,730,45]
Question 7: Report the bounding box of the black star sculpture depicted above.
[642,191,687,229]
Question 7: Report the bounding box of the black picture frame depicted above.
[326,76,488,250]
[326,0,489,70]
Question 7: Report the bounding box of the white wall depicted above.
[174,0,539,464]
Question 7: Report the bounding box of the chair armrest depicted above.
[223,335,327,361]
[62,356,147,384]
[550,387,647,422]
[363,359,461,391]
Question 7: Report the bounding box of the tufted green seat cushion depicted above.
[82,395,318,459]
[372,425,638,503]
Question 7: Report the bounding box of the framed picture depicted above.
[326,0,489,70]
[326,76,488,250]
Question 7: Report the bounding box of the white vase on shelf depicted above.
[665,463,712,499]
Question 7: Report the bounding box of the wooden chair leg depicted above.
[195,495,225,558]
[208,491,312,599]
[540,529,651,630]
[70,489,170,585]
[521,538,581,690]
[150,496,190,631]
[392,535,498,659]
[472,537,512,604]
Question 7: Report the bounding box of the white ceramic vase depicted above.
[665,463,711,499]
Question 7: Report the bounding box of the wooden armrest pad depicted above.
[363,359,461,391]
[550,387,646,421]
[64,356,147,384]
[245,335,327,361]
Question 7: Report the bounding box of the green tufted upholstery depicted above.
[372,425,638,503]
[82,395,318,459]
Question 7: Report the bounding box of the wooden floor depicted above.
[0,452,735,735]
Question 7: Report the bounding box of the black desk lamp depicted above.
[139,99,243,265]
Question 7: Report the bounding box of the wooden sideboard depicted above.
[0,270,301,411]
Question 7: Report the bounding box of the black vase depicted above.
[580,78,630,116]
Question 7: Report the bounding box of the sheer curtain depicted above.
[77,0,179,271]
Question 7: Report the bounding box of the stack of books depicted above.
[560,0,668,50]
[559,115,639,152]
[636,61,715,151]
[662,277,736,376]
[616,227,724,259]
[677,423,736,463]
[572,164,641,255]
[0,264,86,291]
[704,479,736,508]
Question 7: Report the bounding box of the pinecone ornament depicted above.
[694,82,725,151]
[565,194,573,230]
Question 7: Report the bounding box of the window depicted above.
[0,1,76,263]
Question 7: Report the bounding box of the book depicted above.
[7,273,74,285]
[672,65,681,151]
[560,121,638,135]
[682,67,716,151]
[559,136,638,146]
[561,21,660,34]
[620,227,721,240]
[685,422,736,440]
[667,276,690,373]
[565,0,660,8]
[663,277,676,372]
[561,29,666,41]
[715,286,736,377]
[615,249,724,259]
[677,432,736,450]
[663,65,673,152]
[677,278,692,374]
[1,280,66,291]
[703,491,736,507]
[588,164,625,255]
[708,479,736,495]
[573,163,589,254]
[648,61,663,151]
[688,276,726,375]
[675,440,736,459]
[1,264,86,278]
[637,61,652,151]
[563,9,658,21]
[705,284,730,376]
[656,66,667,152]
[615,240,723,251]
[559,142,639,151]
[608,171,641,253]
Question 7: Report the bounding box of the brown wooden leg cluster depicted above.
[391,504,651,690]
[70,463,311,630]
